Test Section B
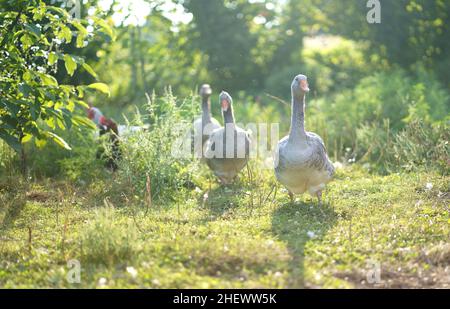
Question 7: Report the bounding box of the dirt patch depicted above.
[334,266,450,288]
[26,191,54,203]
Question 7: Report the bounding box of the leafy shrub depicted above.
[22,125,104,182]
[114,90,200,205]
[385,121,449,174]
[357,120,449,174]
[308,68,449,164]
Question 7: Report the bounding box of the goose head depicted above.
[200,84,212,100]
[220,91,235,123]
[291,74,310,99]
[220,91,233,112]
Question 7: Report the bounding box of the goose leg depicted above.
[316,190,323,206]
[289,191,294,204]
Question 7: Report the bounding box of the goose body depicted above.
[193,84,221,159]
[205,91,251,184]
[274,74,334,203]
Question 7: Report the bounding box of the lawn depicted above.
[1,165,448,288]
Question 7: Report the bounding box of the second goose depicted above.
[204,91,251,184]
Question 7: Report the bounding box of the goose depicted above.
[204,91,251,184]
[193,84,221,159]
[274,74,334,204]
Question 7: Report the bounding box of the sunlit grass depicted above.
[0,165,448,288]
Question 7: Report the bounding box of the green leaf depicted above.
[62,109,72,129]
[24,23,42,37]
[21,133,33,144]
[82,62,98,79]
[72,115,96,129]
[23,70,34,83]
[48,52,58,65]
[46,117,56,129]
[64,54,77,76]
[0,130,21,152]
[88,83,110,96]
[37,72,58,86]
[76,86,84,98]
[47,132,72,150]
[20,33,34,49]
[18,83,32,97]
[35,138,47,148]
[91,16,116,41]
[46,6,71,19]
[58,25,72,43]
[75,100,89,109]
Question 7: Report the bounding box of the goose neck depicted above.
[223,106,235,126]
[289,93,307,143]
[201,97,212,124]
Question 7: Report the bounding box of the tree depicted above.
[0,0,112,173]
[310,0,450,86]
[182,0,273,92]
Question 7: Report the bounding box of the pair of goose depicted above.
[194,74,335,204]
[194,85,251,185]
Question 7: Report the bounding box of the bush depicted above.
[24,126,104,182]
[114,89,201,205]
[357,120,449,174]
[307,67,449,164]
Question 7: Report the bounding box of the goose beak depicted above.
[300,80,310,92]
[221,99,229,112]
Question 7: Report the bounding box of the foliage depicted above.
[305,68,449,167]
[358,120,449,174]
[0,0,111,156]
[114,90,200,204]
[265,37,374,99]
[312,0,450,87]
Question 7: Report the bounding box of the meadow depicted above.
[0,91,448,288]
[0,0,449,289]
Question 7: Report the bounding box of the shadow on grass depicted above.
[201,181,248,219]
[0,195,27,231]
[271,199,337,288]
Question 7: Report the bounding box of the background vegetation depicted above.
[0,0,449,288]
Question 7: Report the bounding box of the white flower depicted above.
[126,266,138,278]
[266,240,275,246]
[152,279,160,286]
[98,277,107,287]
[425,183,433,190]
[307,231,316,239]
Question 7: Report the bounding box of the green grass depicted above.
[0,165,448,288]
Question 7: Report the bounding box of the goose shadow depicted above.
[271,199,337,288]
[197,178,249,220]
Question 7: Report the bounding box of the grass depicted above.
[0,164,448,288]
